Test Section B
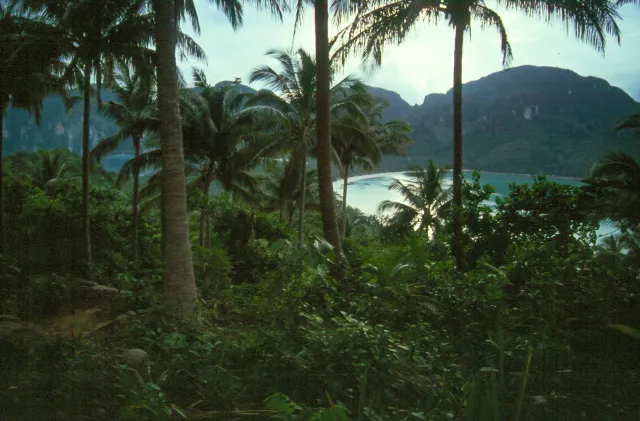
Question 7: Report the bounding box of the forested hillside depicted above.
[4,66,639,177]
[371,66,640,177]
[1,81,256,170]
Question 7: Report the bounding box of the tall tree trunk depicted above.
[132,136,141,260]
[0,109,4,254]
[340,164,349,237]
[314,0,341,256]
[297,150,307,244]
[287,206,295,231]
[199,211,206,247]
[451,24,465,271]
[205,214,211,248]
[82,61,93,268]
[198,180,209,247]
[155,0,197,320]
[95,59,103,109]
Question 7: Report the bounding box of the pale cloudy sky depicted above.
[178,1,640,105]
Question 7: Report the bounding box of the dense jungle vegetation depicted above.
[1,0,639,420]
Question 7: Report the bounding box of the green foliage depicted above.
[192,245,233,298]
[378,161,451,237]
[496,175,598,251]
[2,141,640,421]
[265,393,349,421]
[3,170,157,278]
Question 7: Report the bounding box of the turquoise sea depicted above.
[333,170,617,240]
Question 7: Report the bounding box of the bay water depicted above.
[333,170,616,240]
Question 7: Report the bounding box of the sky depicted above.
[178,1,640,105]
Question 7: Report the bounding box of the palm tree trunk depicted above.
[198,181,208,247]
[451,24,465,271]
[132,135,141,260]
[199,211,206,247]
[205,215,211,248]
[155,0,197,320]
[287,206,295,231]
[314,0,342,256]
[340,165,349,237]
[95,59,103,109]
[297,151,307,244]
[0,109,4,254]
[82,60,93,268]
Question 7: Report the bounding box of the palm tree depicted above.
[19,0,159,267]
[4,148,113,191]
[315,0,342,256]
[151,0,287,320]
[92,67,157,260]
[289,0,344,252]
[150,0,236,318]
[584,111,640,229]
[596,230,640,270]
[333,95,412,236]
[583,152,640,229]
[192,71,266,197]
[33,149,77,190]
[378,160,451,238]
[249,48,318,242]
[181,71,269,246]
[0,3,70,253]
[333,0,624,269]
[248,48,366,242]
[153,0,196,319]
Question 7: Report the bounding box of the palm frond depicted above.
[615,113,640,135]
[177,31,207,64]
[496,0,621,53]
[117,149,162,186]
[92,132,128,162]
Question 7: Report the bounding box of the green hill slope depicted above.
[3,69,638,177]
[369,66,640,177]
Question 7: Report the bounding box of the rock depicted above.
[121,348,150,367]
[532,395,547,405]
[81,282,123,295]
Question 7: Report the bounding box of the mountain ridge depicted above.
[365,65,640,177]
[3,66,639,177]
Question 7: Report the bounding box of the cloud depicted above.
[181,1,640,105]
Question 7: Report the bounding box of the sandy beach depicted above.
[336,169,583,185]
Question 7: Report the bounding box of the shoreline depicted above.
[476,169,583,181]
[334,169,583,185]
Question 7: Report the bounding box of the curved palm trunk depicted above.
[297,150,307,244]
[82,61,93,268]
[451,24,465,271]
[340,164,349,237]
[155,0,197,320]
[132,136,141,260]
[314,0,342,257]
